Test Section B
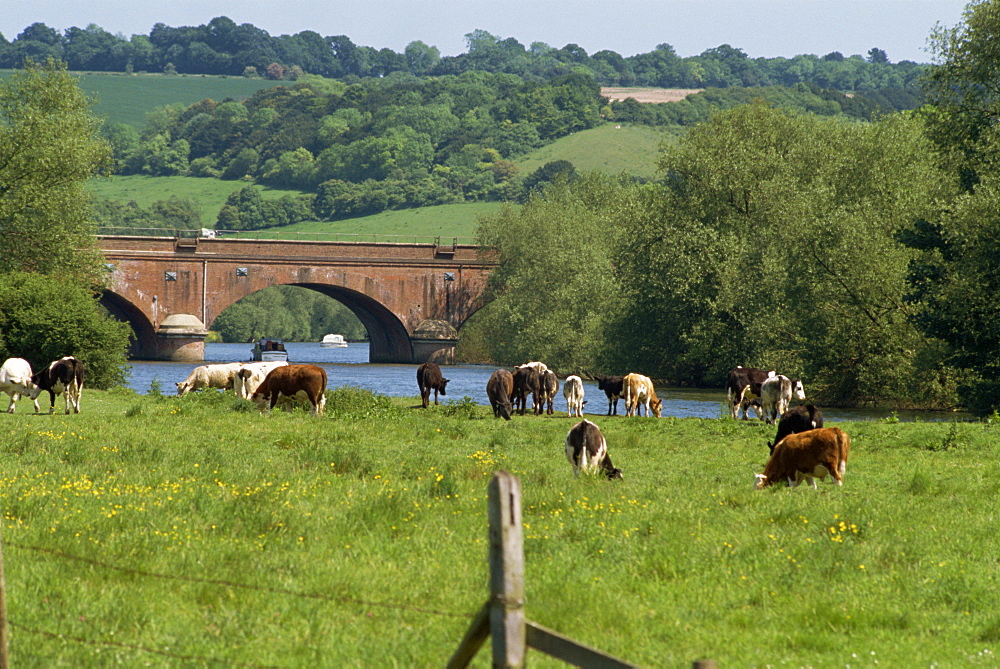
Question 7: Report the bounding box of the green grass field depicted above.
[515,124,675,180]
[1,387,997,666]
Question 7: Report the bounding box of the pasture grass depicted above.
[1,388,997,666]
[514,123,676,180]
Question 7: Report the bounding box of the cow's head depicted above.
[606,467,624,480]
[175,381,192,396]
[651,398,663,418]
[792,380,806,401]
[439,378,449,395]
[498,399,512,421]
[754,473,769,489]
[250,391,269,411]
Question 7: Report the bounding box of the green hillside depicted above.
[515,123,675,180]
[87,175,306,221]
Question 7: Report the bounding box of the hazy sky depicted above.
[2,1,971,64]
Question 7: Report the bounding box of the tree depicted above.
[0,59,113,284]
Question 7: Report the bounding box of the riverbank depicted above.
[1,388,996,665]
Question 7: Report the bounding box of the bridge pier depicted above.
[410,319,460,365]
[153,314,209,362]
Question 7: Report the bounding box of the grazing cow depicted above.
[768,405,825,455]
[512,365,540,416]
[563,375,585,418]
[538,370,559,415]
[755,427,850,489]
[234,361,288,400]
[595,375,625,416]
[623,372,662,418]
[565,420,622,479]
[726,366,775,420]
[0,358,39,414]
[759,374,807,424]
[416,362,449,408]
[486,369,514,420]
[251,364,328,415]
[30,356,85,414]
[176,362,245,396]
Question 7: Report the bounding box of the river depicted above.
[122,342,969,422]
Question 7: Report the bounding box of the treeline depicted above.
[92,70,924,230]
[211,286,366,344]
[1,17,923,90]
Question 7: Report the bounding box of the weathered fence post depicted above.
[0,524,9,669]
[488,471,526,668]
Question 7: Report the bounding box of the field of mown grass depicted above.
[514,123,674,180]
[1,386,997,666]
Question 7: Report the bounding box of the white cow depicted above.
[234,361,288,400]
[1,358,39,413]
[760,375,807,424]
[175,362,245,396]
[563,375,585,417]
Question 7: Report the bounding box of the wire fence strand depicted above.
[8,542,470,619]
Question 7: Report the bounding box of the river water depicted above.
[123,342,967,422]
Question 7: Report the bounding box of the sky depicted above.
[2,1,971,64]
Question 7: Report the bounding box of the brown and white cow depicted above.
[176,362,244,396]
[234,361,288,400]
[595,375,625,416]
[726,366,775,420]
[565,419,622,479]
[0,358,38,414]
[251,364,328,415]
[623,372,662,418]
[486,369,514,420]
[30,356,85,414]
[767,405,824,455]
[759,374,807,424]
[512,365,540,416]
[755,427,850,489]
[563,375,585,418]
[416,362,449,408]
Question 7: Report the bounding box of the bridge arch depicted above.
[98,235,494,363]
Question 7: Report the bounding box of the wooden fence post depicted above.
[488,471,526,668]
[0,524,9,669]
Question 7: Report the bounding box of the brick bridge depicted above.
[98,234,495,363]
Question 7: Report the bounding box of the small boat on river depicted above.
[320,333,348,348]
[251,337,289,362]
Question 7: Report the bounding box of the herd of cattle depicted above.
[1,355,848,490]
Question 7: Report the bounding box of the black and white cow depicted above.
[726,366,775,420]
[30,356,85,414]
[565,419,622,479]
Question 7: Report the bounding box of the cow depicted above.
[565,420,622,479]
[251,364,328,415]
[30,356,85,414]
[755,427,850,489]
[759,374,807,424]
[768,405,825,455]
[512,365,540,416]
[563,375,585,418]
[726,366,775,420]
[416,362,449,408]
[0,358,39,414]
[595,375,625,416]
[538,370,559,415]
[176,362,245,396]
[486,369,514,420]
[234,361,288,400]
[516,362,550,411]
[623,372,662,418]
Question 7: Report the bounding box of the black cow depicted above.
[596,375,625,416]
[416,362,449,408]
[30,356,85,414]
[486,369,514,420]
[512,365,540,416]
[726,366,774,420]
[768,404,825,455]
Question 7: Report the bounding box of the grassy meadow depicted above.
[513,124,675,180]
[1,387,997,666]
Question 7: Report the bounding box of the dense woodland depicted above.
[1,18,923,90]
[5,2,1000,412]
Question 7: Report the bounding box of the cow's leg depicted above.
[6,393,17,414]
